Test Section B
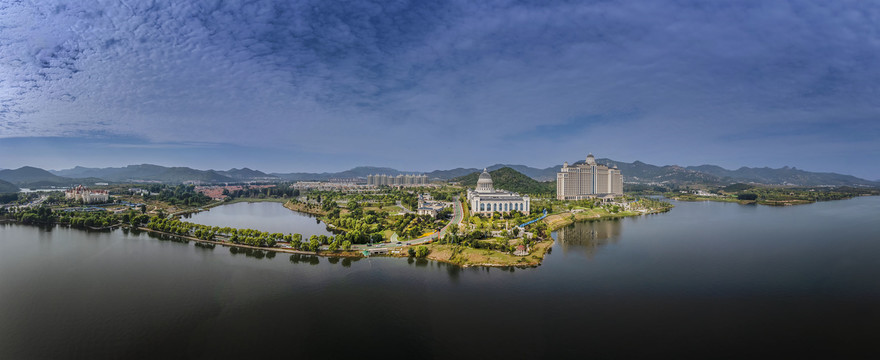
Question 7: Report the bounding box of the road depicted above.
[395,200,414,214]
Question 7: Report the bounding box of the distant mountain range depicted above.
[0,166,105,189]
[271,166,403,181]
[49,165,234,184]
[0,159,874,191]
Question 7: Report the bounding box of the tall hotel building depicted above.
[557,154,623,200]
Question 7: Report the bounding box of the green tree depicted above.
[414,245,429,258]
[308,236,320,252]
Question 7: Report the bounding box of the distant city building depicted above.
[65,185,109,204]
[467,168,530,215]
[557,154,623,200]
[367,174,428,186]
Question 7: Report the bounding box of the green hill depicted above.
[0,166,67,184]
[0,179,19,193]
[452,167,555,195]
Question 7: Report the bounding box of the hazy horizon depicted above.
[2,156,876,183]
[2,1,878,179]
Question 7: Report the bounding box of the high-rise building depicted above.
[366,174,428,186]
[557,154,623,200]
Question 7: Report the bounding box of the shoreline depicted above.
[3,200,669,268]
[282,200,327,217]
[3,218,558,268]
[543,207,672,232]
[665,195,848,206]
[135,226,366,258]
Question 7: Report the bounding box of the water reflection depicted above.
[288,253,321,265]
[228,246,270,259]
[555,219,623,258]
[146,232,190,244]
[194,242,215,251]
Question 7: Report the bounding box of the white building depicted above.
[416,193,448,217]
[65,185,109,204]
[467,169,530,215]
[557,154,623,200]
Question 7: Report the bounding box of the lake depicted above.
[1,197,878,358]
[181,201,334,237]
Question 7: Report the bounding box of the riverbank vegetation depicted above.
[6,206,151,229]
[664,184,879,206]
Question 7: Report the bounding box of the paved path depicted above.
[396,201,414,214]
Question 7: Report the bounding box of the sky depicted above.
[1,0,878,179]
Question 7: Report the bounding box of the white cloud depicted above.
[0,0,878,177]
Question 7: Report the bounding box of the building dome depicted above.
[476,168,494,193]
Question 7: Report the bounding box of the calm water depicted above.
[182,201,334,237]
[1,197,879,358]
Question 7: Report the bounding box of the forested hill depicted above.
[452,167,555,195]
[0,166,103,188]
[0,179,19,193]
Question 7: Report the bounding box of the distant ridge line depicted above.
[2,160,870,188]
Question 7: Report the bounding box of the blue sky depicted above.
[1,0,878,179]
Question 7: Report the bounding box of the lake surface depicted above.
[181,201,334,237]
[1,197,879,358]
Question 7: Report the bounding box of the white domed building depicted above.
[467,169,530,215]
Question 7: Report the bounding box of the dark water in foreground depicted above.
[1,197,879,358]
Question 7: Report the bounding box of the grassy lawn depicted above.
[364,205,403,213]
[424,240,552,267]
[283,201,327,216]
[543,208,641,231]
